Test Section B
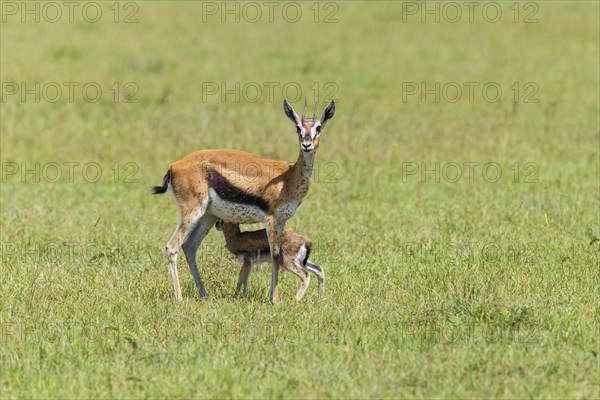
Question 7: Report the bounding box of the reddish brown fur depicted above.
[156,100,335,303]
[169,149,310,214]
[216,221,323,300]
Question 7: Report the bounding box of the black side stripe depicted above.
[207,169,269,211]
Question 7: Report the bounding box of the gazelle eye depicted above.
[316,126,322,133]
[296,126,301,134]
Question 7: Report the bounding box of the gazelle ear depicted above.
[283,99,301,125]
[319,100,336,128]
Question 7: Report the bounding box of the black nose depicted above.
[302,143,311,149]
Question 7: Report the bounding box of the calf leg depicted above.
[235,258,252,296]
[306,261,325,296]
[291,262,311,301]
[281,255,311,301]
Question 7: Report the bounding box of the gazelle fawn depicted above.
[152,99,335,302]
[215,220,325,300]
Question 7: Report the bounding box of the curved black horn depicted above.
[302,98,308,120]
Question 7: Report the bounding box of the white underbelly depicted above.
[208,189,265,224]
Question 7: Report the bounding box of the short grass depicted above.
[1,1,599,398]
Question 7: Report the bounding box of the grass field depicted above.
[1,1,599,398]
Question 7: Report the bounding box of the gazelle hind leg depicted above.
[165,231,183,301]
[166,221,196,300]
[166,199,210,300]
[182,210,216,298]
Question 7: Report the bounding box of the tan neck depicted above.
[290,149,315,189]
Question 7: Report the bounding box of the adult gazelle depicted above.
[152,99,335,302]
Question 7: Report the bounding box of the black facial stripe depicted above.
[208,169,269,211]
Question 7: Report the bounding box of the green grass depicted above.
[1,1,599,398]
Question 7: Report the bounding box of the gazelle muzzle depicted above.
[301,136,314,151]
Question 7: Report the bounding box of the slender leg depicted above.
[165,228,184,301]
[182,213,217,298]
[243,263,253,296]
[295,270,311,300]
[166,220,195,301]
[276,221,286,265]
[165,199,209,301]
[235,258,250,296]
[306,261,325,296]
[276,220,286,238]
[265,215,282,303]
[285,259,311,301]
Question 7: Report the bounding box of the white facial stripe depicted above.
[310,124,322,138]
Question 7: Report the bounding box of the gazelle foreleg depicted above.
[266,215,283,303]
